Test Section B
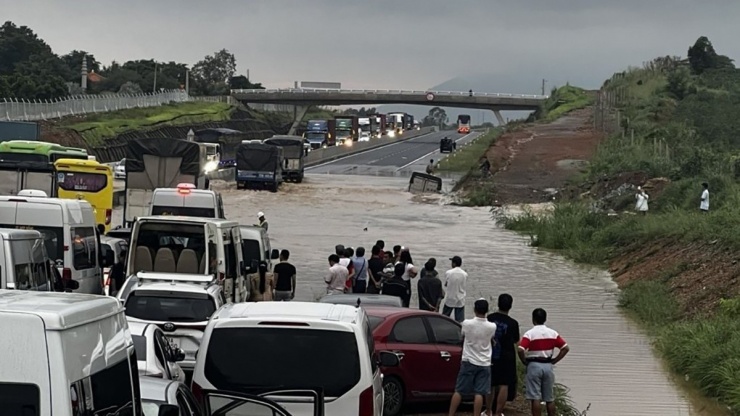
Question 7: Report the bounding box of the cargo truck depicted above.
[235,142,283,192]
[123,137,208,226]
[303,119,336,149]
[388,112,406,136]
[334,115,358,145]
[264,135,305,183]
[374,114,387,138]
[358,117,377,142]
[404,114,415,131]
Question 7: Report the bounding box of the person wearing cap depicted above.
[447,299,497,416]
[257,212,268,231]
[635,186,648,215]
[443,256,468,322]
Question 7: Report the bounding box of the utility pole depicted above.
[153,62,158,93]
[247,69,250,81]
[542,79,547,96]
[185,69,190,94]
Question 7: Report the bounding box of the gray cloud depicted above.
[2,0,739,92]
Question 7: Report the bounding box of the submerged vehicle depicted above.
[235,142,283,192]
[264,135,305,183]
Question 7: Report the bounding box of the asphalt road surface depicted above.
[306,130,482,176]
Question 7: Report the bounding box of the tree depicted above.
[688,36,735,75]
[0,21,55,75]
[422,107,448,127]
[118,81,143,95]
[60,50,100,82]
[666,67,693,100]
[192,49,237,95]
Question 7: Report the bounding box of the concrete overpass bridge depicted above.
[231,88,548,132]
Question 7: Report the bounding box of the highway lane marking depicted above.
[305,131,436,171]
[393,131,480,172]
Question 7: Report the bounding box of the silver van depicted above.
[0,228,66,292]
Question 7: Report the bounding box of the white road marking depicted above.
[393,131,479,172]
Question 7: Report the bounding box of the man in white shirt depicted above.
[635,186,649,215]
[443,256,468,322]
[325,254,348,295]
[447,299,497,416]
[700,182,709,212]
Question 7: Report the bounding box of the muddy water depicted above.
[113,175,715,416]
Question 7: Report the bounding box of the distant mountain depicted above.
[376,74,545,125]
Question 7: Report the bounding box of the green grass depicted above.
[536,85,594,122]
[63,101,234,145]
[437,128,501,172]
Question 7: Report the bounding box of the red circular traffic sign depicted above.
[426,93,434,101]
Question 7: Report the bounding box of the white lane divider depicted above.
[393,131,479,172]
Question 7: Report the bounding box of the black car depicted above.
[440,138,456,153]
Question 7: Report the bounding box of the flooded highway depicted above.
[113,173,718,416]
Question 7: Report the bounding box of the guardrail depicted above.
[232,88,549,100]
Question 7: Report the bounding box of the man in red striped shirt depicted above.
[517,308,570,416]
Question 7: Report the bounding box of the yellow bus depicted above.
[54,158,114,233]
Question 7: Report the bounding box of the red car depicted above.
[364,306,463,416]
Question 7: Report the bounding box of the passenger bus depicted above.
[54,158,114,233]
[457,114,472,134]
[0,140,88,163]
[0,141,90,197]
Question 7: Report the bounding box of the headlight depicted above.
[345,140,353,146]
[388,131,395,138]
[204,161,219,173]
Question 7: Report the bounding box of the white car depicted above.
[119,273,226,373]
[129,320,186,382]
[114,159,126,179]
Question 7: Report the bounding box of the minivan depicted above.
[191,301,400,416]
[0,193,106,294]
[0,290,141,415]
[149,183,225,219]
[0,228,56,291]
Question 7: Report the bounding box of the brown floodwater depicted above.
[114,174,726,416]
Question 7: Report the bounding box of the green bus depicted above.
[0,141,89,196]
[0,140,88,163]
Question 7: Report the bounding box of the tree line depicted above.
[0,21,262,100]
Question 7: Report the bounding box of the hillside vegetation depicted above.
[530,85,594,122]
[503,36,740,412]
[62,101,235,145]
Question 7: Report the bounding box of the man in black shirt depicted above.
[485,293,520,416]
[273,249,296,301]
[367,245,385,294]
[380,263,408,302]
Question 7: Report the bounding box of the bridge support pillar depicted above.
[288,105,309,136]
[493,110,506,126]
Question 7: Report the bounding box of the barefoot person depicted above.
[447,299,497,416]
[518,308,570,416]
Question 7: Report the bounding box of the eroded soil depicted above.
[482,107,603,205]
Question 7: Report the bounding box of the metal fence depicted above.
[232,88,549,100]
[0,90,190,122]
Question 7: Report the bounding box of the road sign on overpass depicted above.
[231,88,546,112]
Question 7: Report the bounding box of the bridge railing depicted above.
[232,88,548,100]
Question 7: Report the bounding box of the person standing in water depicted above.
[257,212,268,231]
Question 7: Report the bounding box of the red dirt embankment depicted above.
[485,107,603,204]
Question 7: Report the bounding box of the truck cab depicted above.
[149,183,225,219]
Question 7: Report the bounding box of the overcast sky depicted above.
[3,0,739,94]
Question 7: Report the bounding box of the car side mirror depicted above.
[378,351,400,367]
[65,280,80,291]
[271,249,280,260]
[158,404,179,416]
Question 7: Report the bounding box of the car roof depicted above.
[101,235,126,245]
[319,294,403,307]
[139,377,178,401]
[131,281,217,296]
[0,290,123,330]
[215,301,361,324]
[362,305,442,319]
[0,228,41,240]
[136,216,238,227]
[126,320,157,336]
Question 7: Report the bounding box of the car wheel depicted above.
[383,376,404,416]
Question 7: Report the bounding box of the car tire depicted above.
[383,376,405,416]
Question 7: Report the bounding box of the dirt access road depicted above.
[484,107,602,204]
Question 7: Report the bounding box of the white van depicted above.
[0,193,105,294]
[149,183,225,219]
[122,216,248,302]
[0,290,141,415]
[240,225,279,273]
[0,228,55,291]
[191,301,400,416]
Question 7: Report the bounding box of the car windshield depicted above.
[125,292,216,322]
[204,327,361,397]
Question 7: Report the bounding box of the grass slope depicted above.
[63,101,234,145]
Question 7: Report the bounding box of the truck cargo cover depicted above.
[125,138,201,175]
[237,143,281,171]
[264,136,304,159]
